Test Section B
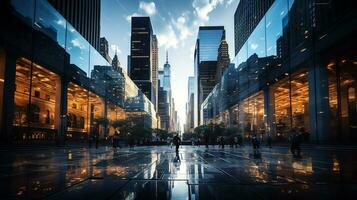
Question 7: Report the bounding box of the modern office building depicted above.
[215,36,230,84]
[0,0,157,144]
[158,82,169,131]
[185,76,195,132]
[234,0,274,55]
[194,26,225,126]
[129,17,155,107]
[47,0,101,51]
[152,35,159,111]
[99,37,112,64]
[202,0,357,143]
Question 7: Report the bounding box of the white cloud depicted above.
[125,12,141,23]
[110,44,122,54]
[157,25,179,49]
[192,0,223,21]
[172,13,193,42]
[139,1,156,16]
[192,0,236,21]
[71,38,86,49]
[250,43,258,50]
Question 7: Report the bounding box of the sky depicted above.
[101,0,240,130]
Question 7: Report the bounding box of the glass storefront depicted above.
[13,58,60,140]
[67,82,88,139]
[0,49,5,132]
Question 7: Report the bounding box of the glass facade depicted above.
[202,0,357,142]
[1,0,157,143]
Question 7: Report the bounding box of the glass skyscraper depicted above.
[194,26,225,126]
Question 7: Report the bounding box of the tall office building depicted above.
[194,26,225,126]
[216,35,230,84]
[162,52,172,96]
[129,17,155,105]
[99,37,112,64]
[47,0,101,50]
[152,35,159,111]
[112,52,120,70]
[186,76,195,132]
[234,0,274,55]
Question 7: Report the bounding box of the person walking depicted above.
[251,134,260,153]
[173,134,181,154]
[220,136,225,149]
[113,130,120,151]
[266,134,272,148]
[204,132,209,148]
[290,129,302,158]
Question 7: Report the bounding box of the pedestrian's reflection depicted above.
[174,152,181,163]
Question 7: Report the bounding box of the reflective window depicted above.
[66,24,90,76]
[0,50,5,131]
[13,58,60,140]
[67,82,89,139]
[34,0,66,48]
[10,0,35,26]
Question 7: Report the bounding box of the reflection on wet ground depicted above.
[0,145,357,199]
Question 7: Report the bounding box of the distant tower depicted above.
[112,50,120,71]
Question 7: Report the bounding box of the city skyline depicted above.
[101,0,240,130]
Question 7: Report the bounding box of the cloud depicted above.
[71,38,86,49]
[125,12,141,23]
[192,0,237,21]
[250,43,258,50]
[192,0,223,21]
[110,44,122,54]
[172,13,193,41]
[139,1,156,16]
[157,25,179,49]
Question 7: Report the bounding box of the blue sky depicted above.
[101,0,240,129]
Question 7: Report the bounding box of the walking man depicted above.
[173,134,181,154]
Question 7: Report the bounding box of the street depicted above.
[1,145,357,199]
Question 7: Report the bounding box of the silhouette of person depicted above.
[173,134,181,154]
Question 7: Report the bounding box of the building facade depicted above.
[129,17,155,108]
[234,0,274,55]
[99,37,112,64]
[194,26,225,126]
[202,0,357,143]
[185,76,195,132]
[47,0,101,51]
[0,0,157,144]
[152,35,159,111]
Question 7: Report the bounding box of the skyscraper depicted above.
[186,76,195,132]
[216,35,230,84]
[129,17,155,104]
[47,0,101,50]
[152,35,159,111]
[112,52,120,71]
[99,37,112,64]
[234,0,274,55]
[194,26,225,126]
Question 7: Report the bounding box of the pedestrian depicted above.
[113,130,119,151]
[290,128,302,158]
[251,134,260,153]
[204,132,209,148]
[237,134,243,147]
[220,136,225,149]
[197,138,201,147]
[266,134,272,148]
[230,137,234,148]
[173,134,181,154]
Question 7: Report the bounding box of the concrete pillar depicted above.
[308,57,331,143]
[57,77,68,146]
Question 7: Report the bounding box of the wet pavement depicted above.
[1,145,357,199]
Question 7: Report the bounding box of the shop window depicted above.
[291,71,310,133]
[0,49,5,131]
[13,57,60,140]
[67,82,88,136]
